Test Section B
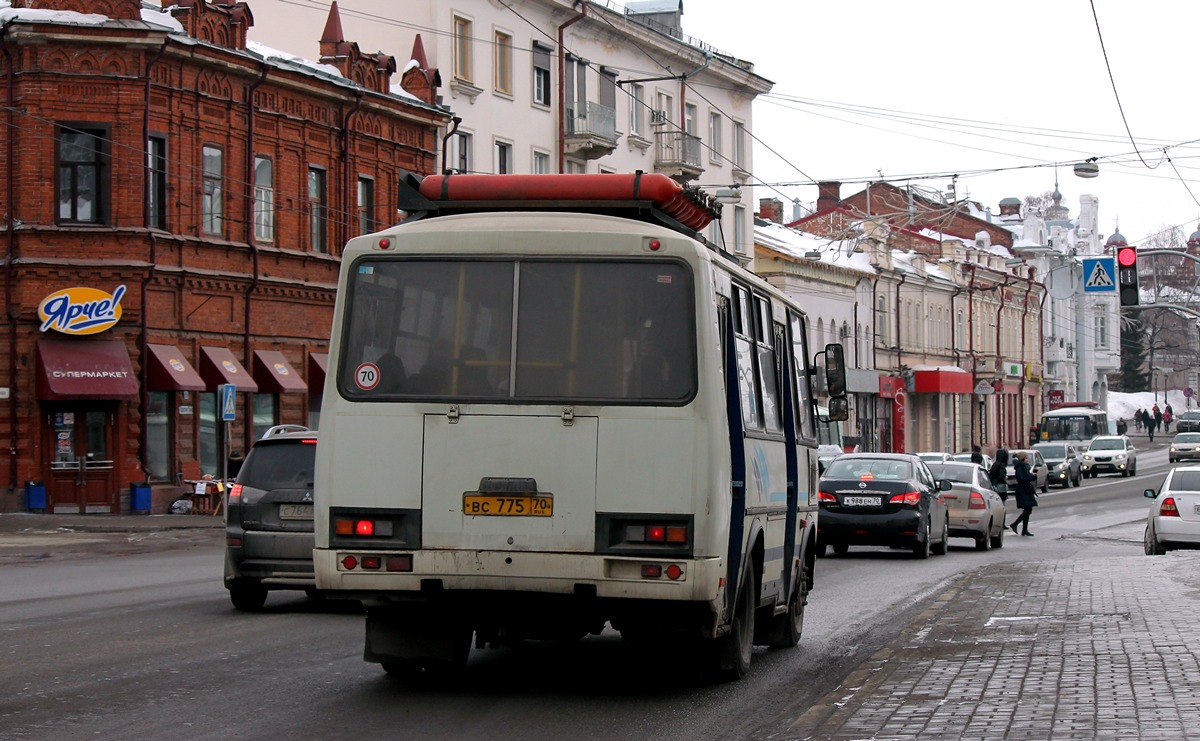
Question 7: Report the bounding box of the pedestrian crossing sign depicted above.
[1082,257,1116,292]
[219,383,236,422]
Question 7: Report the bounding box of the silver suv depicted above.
[224,425,318,611]
[1082,435,1137,478]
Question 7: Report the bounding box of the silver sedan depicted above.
[1169,433,1200,464]
[927,462,1007,551]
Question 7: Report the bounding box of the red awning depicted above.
[912,369,974,394]
[36,338,139,400]
[198,346,258,393]
[308,353,328,393]
[253,350,307,393]
[145,344,206,391]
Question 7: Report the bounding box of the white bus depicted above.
[1036,403,1111,452]
[313,173,848,680]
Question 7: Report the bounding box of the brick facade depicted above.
[0,0,450,512]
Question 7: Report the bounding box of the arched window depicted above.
[877,295,889,347]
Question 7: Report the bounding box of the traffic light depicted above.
[1116,245,1139,307]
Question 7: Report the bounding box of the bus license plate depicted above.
[279,504,313,520]
[463,494,553,517]
[842,496,881,507]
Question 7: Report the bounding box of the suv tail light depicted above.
[228,483,243,502]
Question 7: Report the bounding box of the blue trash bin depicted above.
[24,481,46,511]
[130,483,151,513]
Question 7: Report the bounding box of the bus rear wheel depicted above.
[763,564,808,648]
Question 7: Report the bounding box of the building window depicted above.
[532,41,552,106]
[685,103,698,139]
[147,135,167,230]
[709,112,722,162]
[532,150,550,174]
[308,166,327,253]
[565,159,585,174]
[878,295,889,347]
[494,31,512,94]
[733,205,746,254]
[57,126,108,224]
[358,177,375,235]
[199,392,220,477]
[629,83,645,137]
[732,121,746,170]
[145,391,171,482]
[252,394,277,442]
[1095,315,1109,349]
[453,15,473,83]
[494,140,512,174]
[451,131,472,174]
[253,156,274,242]
[201,144,223,235]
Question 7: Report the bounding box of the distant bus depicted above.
[313,173,849,681]
[1037,403,1110,451]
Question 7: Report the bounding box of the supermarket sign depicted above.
[38,285,126,335]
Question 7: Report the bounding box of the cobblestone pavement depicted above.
[783,549,1200,740]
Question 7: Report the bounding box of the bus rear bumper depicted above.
[314,548,725,603]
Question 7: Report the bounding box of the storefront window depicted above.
[253,394,276,441]
[199,392,218,476]
[146,391,170,481]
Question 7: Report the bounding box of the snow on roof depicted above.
[755,220,876,274]
[625,0,681,13]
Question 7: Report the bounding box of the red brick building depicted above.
[0,0,450,512]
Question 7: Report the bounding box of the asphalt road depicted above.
[0,440,1166,740]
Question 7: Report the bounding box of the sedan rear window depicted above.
[1035,444,1065,458]
[926,463,974,483]
[824,458,912,480]
[1169,471,1200,492]
[239,443,317,490]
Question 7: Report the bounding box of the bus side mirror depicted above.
[823,343,847,398]
[826,396,849,422]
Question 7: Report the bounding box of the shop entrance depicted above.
[45,405,118,513]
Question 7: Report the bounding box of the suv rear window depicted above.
[239,441,316,490]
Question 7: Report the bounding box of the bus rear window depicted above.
[338,259,695,403]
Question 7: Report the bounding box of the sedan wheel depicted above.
[975,521,991,552]
[912,521,932,560]
[932,517,949,556]
[1144,524,1167,556]
[990,521,1004,549]
[832,543,849,556]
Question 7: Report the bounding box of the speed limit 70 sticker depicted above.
[355,362,380,390]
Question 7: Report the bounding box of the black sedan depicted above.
[817,453,952,559]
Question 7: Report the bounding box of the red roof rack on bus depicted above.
[396,172,723,238]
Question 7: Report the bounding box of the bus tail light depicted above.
[334,518,394,537]
[640,563,685,580]
[1161,497,1181,518]
[338,554,413,572]
[626,523,689,544]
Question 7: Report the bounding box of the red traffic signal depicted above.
[1116,246,1139,306]
[1117,246,1137,267]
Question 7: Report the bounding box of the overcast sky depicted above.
[680,0,1200,246]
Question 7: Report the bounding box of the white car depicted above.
[950,452,993,472]
[916,452,954,465]
[926,461,1007,551]
[1144,466,1200,554]
[1082,435,1137,478]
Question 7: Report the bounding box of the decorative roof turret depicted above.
[1188,222,1200,250]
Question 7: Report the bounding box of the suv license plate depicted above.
[463,494,553,517]
[279,504,313,520]
[842,496,881,507]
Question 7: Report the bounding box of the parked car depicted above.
[926,462,1006,551]
[1144,466,1200,555]
[1005,449,1050,493]
[1170,433,1200,463]
[224,425,319,611]
[1032,442,1083,488]
[1174,410,1200,433]
[916,452,954,465]
[1081,435,1137,478]
[817,453,951,559]
[950,452,993,472]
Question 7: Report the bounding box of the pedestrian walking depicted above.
[1164,406,1173,434]
[1010,450,1037,537]
[1134,409,1144,431]
[1116,418,1128,435]
[1148,415,1157,442]
[989,448,1010,502]
[970,444,984,466]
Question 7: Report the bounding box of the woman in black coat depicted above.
[1010,450,1038,536]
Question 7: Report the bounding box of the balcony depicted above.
[654,131,703,182]
[564,101,617,160]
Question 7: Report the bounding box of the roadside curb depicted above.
[0,512,223,533]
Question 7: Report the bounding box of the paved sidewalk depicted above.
[784,546,1200,740]
[0,511,222,533]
